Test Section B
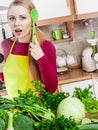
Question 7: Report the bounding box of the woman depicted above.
[0,0,58,99]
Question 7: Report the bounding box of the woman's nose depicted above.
[14,19,20,25]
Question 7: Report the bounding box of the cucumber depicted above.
[76,123,98,130]
[91,119,98,123]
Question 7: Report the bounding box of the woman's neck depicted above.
[18,37,31,43]
[16,33,31,43]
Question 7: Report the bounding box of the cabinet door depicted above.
[0,0,13,7]
[75,0,98,14]
[92,78,98,100]
[74,0,98,19]
[59,79,94,96]
[33,0,71,20]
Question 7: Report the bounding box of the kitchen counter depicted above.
[58,68,97,85]
[1,68,98,96]
[0,89,7,96]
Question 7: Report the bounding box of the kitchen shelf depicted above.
[39,21,74,43]
[37,15,74,27]
[52,21,74,43]
[52,37,72,43]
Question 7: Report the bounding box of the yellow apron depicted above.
[3,40,33,99]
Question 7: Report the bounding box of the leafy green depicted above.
[14,80,69,115]
[1,80,94,129]
[0,117,5,130]
[40,116,77,130]
[72,85,98,116]
[39,89,69,115]
[76,122,98,130]
[0,110,9,130]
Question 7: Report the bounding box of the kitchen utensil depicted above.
[52,29,63,40]
[82,47,96,72]
[0,53,4,63]
[0,15,6,39]
[30,9,39,43]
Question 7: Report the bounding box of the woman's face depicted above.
[7,5,32,42]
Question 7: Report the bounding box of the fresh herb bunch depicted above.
[72,85,98,116]
[32,80,70,115]
[40,116,77,130]
[39,90,70,114]
[32,80,70,114]
[0,110,9,130]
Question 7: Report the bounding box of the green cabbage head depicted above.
[57,97,85,124]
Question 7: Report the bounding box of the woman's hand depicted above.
[29,35,44,60]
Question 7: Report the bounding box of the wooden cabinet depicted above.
[33,0,74,42]
[39,21,74,43]
[58,79,95,96]
[73,0,98,20]
[33,0,71,20]
[34,0,74,26]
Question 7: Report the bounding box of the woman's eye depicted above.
[8,17,15,21]
[20,16,26,20]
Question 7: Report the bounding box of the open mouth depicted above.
[15,29,22,32]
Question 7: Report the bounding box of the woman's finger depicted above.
[34,35,39,45]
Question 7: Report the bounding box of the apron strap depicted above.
[9,39,17,54]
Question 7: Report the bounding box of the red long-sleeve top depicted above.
[0,38,58,93]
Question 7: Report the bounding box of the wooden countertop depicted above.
[0,89,7,96]
[1,68,98,96]
[58,68,97,85]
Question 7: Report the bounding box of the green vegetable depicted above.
[57,97,85,124]
[13,102,55,121]
[13,113,34,130]
[39,89,69,114]
[0,110,9,130]
[7,111,14,130]
[91,119,98,122]
[0,80,83,129]
[0,118,5,130]
[32,80,69,115]
[0,80,56,129]
[33,121,41,130]
[5,111,35,130]
[76,122,98,130]
[73,85,98,116]
[40,116,77,130]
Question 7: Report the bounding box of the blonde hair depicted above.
[8,0,46,80]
